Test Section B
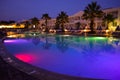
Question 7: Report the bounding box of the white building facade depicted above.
[39,7,120,31]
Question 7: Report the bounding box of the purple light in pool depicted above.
[4,39,27,43]
[4,40,16,43]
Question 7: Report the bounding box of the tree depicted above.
[56,11,69,32]
[41,13,51,32]
[31,17,39,29]
[103,14,115,29]
[0,21,9,25]
[54,21,60,30]
[9,20,15,24]
[24,21,31,29]
[82,1,103,33]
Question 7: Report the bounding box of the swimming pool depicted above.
[3,33,120,79]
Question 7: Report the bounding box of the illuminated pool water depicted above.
[3,34,120,79]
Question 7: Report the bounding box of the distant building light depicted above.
[64,29,68,32]
[0,24,24,28]
[0,25,14,28]
[33,25,35,28]
[106,30,109,33]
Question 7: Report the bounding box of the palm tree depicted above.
[31,17,39,29]
[103,14,115,29]
[56,11,69,32]
[54,21,60,30]
[82,1,103,33]
[41,13,51,32]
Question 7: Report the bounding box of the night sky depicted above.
[0,0,120,21]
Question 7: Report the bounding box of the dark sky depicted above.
[0,0,120,21]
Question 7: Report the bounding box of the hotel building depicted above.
[39,7,120,32]
[0,7,119,32]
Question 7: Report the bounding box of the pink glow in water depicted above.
[15,53,37,63]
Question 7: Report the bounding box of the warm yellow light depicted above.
[49,29,53,32]
[0,25,14,28]
[49,29,56,33]
[42,29,45,31]
[7,35,17,38]
[84,29,87,32]
[0,24,24,28]
[33,25,35,28]
[54,30,56,33]
[7,32,16,35]
[7,34,25,38]
[83,29,90,32]
[64,29,68,32]
[106,30,109,33]
[108,26,116,32]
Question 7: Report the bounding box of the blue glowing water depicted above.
[4,34,120,79]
